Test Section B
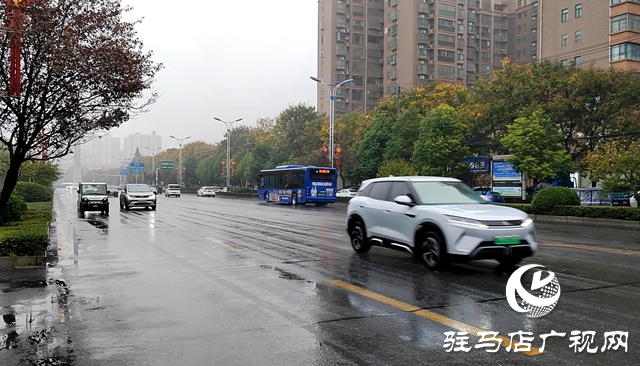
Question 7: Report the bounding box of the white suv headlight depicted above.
[521,218,534,227]
[443,215,489,229]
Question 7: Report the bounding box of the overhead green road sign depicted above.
[161,161,175,170]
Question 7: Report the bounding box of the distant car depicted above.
[473,187,491,195]
[165,184,181,198]
[631,193,638,208]
[120,184,156,210]
[485,191,506,203]
[337,188,358,198]
[107,185,119,198]
[197,186,216,197]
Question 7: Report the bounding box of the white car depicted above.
[197,186,216,197]
[165,184,181,198]
[337,188,358,198]
[346,176,537,270]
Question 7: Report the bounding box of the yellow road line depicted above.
[330,280,542,356]
[543,242,640,256]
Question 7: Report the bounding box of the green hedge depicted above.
[6,194,28,222]
[235,187,254,194]
[499,203,640,221]
[0,202,51,256]
[15,182,53,202]
[531,187,580,213]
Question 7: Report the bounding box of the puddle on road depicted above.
[1,280,48,294]
[86,215,108,234]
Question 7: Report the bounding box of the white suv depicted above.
[347,177,537,270]
[165,184,181,198]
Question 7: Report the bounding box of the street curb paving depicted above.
[531,214,640,229]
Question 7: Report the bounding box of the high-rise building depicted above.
[317,0,513,117]
[540,1,609,68]
[317,0,385,117]
[507,0,539,65]
[609,0,640,72]
[123,131,162,159]
[81,135,122,167]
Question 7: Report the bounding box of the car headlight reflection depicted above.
[443,215,489,229]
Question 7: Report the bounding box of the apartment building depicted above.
[507,0,539,64]
[316,0,385,116]
[540,1,609,68]
[317,0,513,116]
[123,131,162,159]
[610,0,640,72]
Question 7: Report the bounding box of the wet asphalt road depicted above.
[7,189,640,365]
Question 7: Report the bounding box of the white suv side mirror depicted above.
[394,195,415,206]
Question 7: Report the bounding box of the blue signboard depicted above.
[120,166,130,175]
[129,162,145,174]
[463,157,489,173]
[492,161,521,181]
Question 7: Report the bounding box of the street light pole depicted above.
[145,146,162,185]
[214,117,243,190]
[170,136,190,187]
[310,76,353,168]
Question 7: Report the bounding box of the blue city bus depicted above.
[258,165,337,206]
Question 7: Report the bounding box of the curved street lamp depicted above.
[170,135,190,186]
[214,117,243,190]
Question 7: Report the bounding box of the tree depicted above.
[133,147,142,163]
[376,159,417,178]
[413,105,469,177]
[0,0,161,223]
[584,140,640,198]
[501,109,574,183]
[352,103,396,181]
[472,60,640,163]
[384,106,421,161]
[18,161,62,186]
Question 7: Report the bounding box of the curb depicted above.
[531,214,640,229]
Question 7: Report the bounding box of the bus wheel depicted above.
[291,193,298,206]
[264,194,269,203]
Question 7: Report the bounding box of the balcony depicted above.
[418,2,430,13]
[337,4,347,14]
[418,33,430,43]
[369,21,382,30]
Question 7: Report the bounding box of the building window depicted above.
[517,25,521,33]
[353,33,364,44]
[561,34,568,47]
[517,0,522,8]
[389,25,397,36]
[438,34,456,48]
[575,30,582,44]
[439,19,455,32]
[561,9,568,23]
[387,54,397,65]
[352,89,364,101]
[353,47,365,59]
[437,65,455,79]
[438,49,455,62]
[561,59,568,67]
[575,4,582,18]
[574,56,582,67]
[611,13,640,33]
[353,76,364,87]
[439,4,456,18]
[611,42,640,61]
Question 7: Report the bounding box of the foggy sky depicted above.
[109,0,319,150]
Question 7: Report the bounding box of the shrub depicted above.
[500,203,640,221]
[531,187,580,214]
[14,181,53,202]
[0,202,51,256]
[499,203,533,214]
[0,232,49,256]
[5,194,28,222]
[235,187,253,194]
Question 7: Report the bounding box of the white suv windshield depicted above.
[128,185,151,192]
[82,184,107,195]
[411,181,487,205]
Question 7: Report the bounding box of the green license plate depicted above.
[494,236,521,245]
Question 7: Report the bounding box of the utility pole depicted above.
[170,136,190,187]
[214,117,243,190]
[145,146,162,185]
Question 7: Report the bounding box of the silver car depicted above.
[346,177,537,270]
[120,184,157,211]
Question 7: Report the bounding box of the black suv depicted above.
[77,182,110,216]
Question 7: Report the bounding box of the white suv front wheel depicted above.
[420,231,448,270]
[350,221,371,253]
